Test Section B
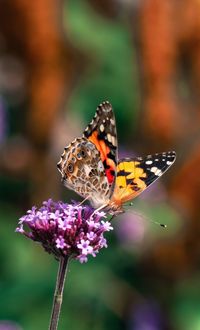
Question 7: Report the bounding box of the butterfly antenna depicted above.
[149,219,167,228]
[124,205,167,228]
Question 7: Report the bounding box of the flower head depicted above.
[16,199,112,263]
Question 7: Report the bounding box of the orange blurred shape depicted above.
[139,0,200,146]
[1,137,32,175]
[170,145,200,217]
[143,94,179,145]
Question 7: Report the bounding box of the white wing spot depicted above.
[146,160,153,165]
[150,166,162,176]
[167,160,173,165]
[156,170,163,176]
[111,136,116,147]
[150,167,158,173]
[107,133,112,143]
[100,124,104,132]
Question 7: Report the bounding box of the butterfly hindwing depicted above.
[112,151,176,204]
[83,101,118,186]
[57,136,112,207]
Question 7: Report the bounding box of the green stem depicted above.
[49,256,69,330]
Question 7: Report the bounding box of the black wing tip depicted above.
[162,150,176,155]
[161,150,176,162]
[146,150,176,158]
[119,151,177,163]
[97,100,113,112]
[169,150,176,158]
[168,150,176,161]
[148,150,176,156]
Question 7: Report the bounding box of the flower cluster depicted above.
[16,199,113,263]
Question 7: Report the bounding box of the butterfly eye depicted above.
[67,163,74,173]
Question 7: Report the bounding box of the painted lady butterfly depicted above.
[57,101,176,215]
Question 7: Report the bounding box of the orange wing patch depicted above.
[89,131,110,162]
[112,160,147,205]
[88,131,116,184]
[111,151,176,211]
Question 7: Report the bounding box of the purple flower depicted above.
[16,199,112,263]
[0,321,22,330]
[55,236,67,249]
[77,239,93,255]
[116,212,146,246]
[101,221,113,231]
[87,232,97,240]
[128,301,163,330]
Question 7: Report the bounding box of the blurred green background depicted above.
[0,0,200,329]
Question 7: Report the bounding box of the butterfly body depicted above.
[57,101,176,215]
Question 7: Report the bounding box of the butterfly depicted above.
[57,101,176,215]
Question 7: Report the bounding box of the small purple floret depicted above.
[16,199,112,263]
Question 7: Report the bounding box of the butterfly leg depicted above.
[108,214,116,222]
[77,196,90,207]
[90,204,108,218]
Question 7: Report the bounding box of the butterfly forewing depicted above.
[111,151,176,205]
[83,101,118,187]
